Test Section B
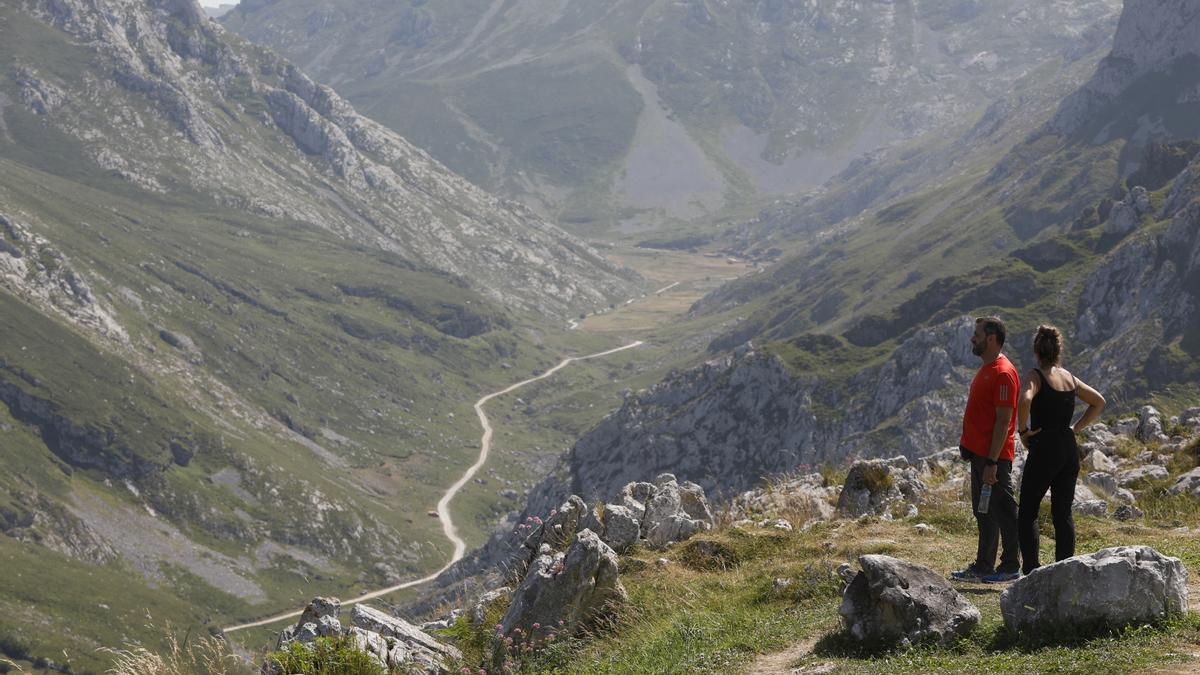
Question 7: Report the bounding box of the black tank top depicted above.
[1030,368,1076,435]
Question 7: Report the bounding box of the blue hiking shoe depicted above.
[982,570,1020,584]
[949,566,989,582]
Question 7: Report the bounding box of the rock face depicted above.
[1104,186,1152,235]
[839,555,981,647]
[1049,0,1200,136]
[272,598,461,673]
[1000,546,1189,634]
[836,457,926,518]
[500,529,628,639]
[525,317,978,516]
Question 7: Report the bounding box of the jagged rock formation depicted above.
[272,597,462,674]
[839,555,981,647]
[999,546,1189,634]
[835,457,927,519]
[1048,0,1200,137]
[500,529,627,641]
[523,317,976,516]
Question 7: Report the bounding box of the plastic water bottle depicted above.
[977,483,992,514]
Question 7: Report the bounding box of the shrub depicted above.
[264,636,384,675]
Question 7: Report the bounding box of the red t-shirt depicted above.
[960,353,1019,461]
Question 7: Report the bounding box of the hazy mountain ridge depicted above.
[223,0,1121,229]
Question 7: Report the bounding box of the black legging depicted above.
[1017,431,1078,575]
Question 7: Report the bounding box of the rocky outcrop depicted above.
[836,457,926,519]
[272,598,461,674]
[348,605,463,673]
[1000,546,1189,634]
[526,317,977,516]
[728,472,837,524]
[1104,186,1151,235]
[640,474,713,549]
[499,529,627,640]
[839,555,980,647]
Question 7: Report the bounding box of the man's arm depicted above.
[983,406,1013,485]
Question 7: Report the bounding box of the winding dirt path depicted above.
[221,340,644,634]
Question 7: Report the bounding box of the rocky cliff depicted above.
[1049,0,1200,137]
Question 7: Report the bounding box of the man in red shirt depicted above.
[951,316,1021,583]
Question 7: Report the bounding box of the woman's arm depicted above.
[1017,370,1039,448]
[1072,376,1106,434]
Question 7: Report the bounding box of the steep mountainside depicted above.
[223,0,1120,229]
[519,0,1200,513]
[0,0,638,669]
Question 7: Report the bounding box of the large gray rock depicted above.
[1083,450,1117,475]
[1000,546,1189,634]
[839,555,980,647]
[276,596,341,650]
[1137,405,1168,442]
[500,529,627,639]
[1104,186,1152,235]
[641,474,713,549]
[729,472,837,524]
[349,604,462,673]
[1118,465,1169,486]
[1169,467,1200,497]
[836,457,926,519]
[1084,471,1118,497]
[598,504,641,552]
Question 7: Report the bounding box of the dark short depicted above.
[959,445,974,462]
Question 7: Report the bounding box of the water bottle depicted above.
[977,483,992,514]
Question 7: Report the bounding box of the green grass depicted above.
[439,487,1200,674]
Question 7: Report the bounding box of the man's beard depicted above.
[971,342,984,357]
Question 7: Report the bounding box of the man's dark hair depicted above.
[975,316,1006,346]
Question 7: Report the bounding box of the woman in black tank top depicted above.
[1015,325,1106,575]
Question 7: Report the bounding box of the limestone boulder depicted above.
[1084,471,1118,497]
[1000,546,1188,634]
[618,481,656,515]
[641,474,713,548]
[1169,467,1200,497]
[1118,465,1169,486]
[836,457,926,519]
[500,529,628,639]
[1083,450,1117,474]
[349,605,462,673]
[1137,405,1169,442]
[728,472,836,524]
[1073,499,1108,517]
[839,555,980,647]
[598,504,641,552]
[1104,186,1151,235]
[276,597,341,650]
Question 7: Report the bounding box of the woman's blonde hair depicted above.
[1033,324,1063,367]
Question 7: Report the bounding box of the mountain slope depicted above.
[0,0,639,669]
[517,0,1200,513]
[222,0,1121,229]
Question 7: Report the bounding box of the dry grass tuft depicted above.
[99,620,252,675]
